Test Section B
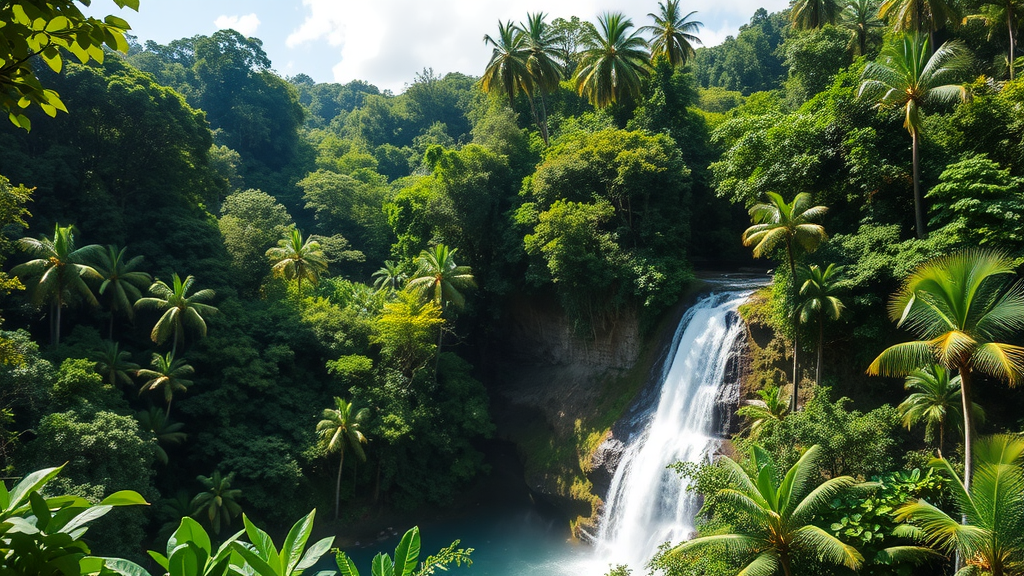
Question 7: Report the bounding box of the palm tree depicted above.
[888,435,1024,576]
[317,397,369,520]
[867,250,1024,489]
[191,471,242,535]
[792,0,845,29]
[481,20,532,105]
[737,385,789,438]
[518,12,563,145]
[266,229,329,299]
[672,444,864,576]
[136,407,187,465]
[898,365,984,457]
[797,263,845,387]
[91,340,139,388]
[372,260,408,293]
[135,273,218,356]
[11,224,101,347]
[858,33,969,239]
[877,0,959,40]
[406,244,477,313]
[841,0,884,55]
[89,245,151,339]
[137,352,194,419]
[969,0,1022,79]
[575,12,651,108]
[742,192,828,410]
[639,0,703,66]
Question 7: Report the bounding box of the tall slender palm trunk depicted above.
[1009,10,1017,80]
[911,129,926,239]
[959,366,975,490]
[816,314,824,386]
[335,447,346,520]
[786,244,800,412]
[537,91,550,146]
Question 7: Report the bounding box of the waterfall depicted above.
[594,289,752,570]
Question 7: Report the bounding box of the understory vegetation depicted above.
[1,0,1024,574]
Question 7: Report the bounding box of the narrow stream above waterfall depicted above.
[334,283,757,576]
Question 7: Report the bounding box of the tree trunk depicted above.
[912,129,926,239]
[1009,9,1017,80]
[959,366,975,491]
[526,94,545,146]
[938,420,944,459]
[786,243,800,411]
[54,298,62,348]
[109,307,115,341]
[165,397,173,420]
[816,314,823,387]
[540,90,548,145]
[780,552,794,576]
[335,447,345,521]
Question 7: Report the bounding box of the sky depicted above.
[91,0,791,94]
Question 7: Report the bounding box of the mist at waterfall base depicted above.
[331,288,752,576]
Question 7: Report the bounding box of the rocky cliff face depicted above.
[486,280,758,533]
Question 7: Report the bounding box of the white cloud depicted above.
[214,13,261,37]
[286,0,789,93]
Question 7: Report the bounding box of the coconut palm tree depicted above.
[137,352,194,419]
[737,385,789,438]
[742,192,828,410]
[266,229,329,299]
[518,12,563,145]
[841,0,884,55]
[317,397,370,520]
[91,340,139,388]
[672,444,864,576]
[191,471,242,536]
[575,12,651,108]
[868,250,1024,489]
[639,0,704,66]
[969,0,1023,79]
[11,224,101,347]
[797,263,845,387]
[877,0,959,40]
[136,407,186,465]
[858,33,969,239]
[135,273,218,356]
[89,244,151,339]
[406,244,477,313]
[792,0,845,29]
[898,365,984,457]
[887,435,1024,576]
[372,260,408,293]
[481,20,532,105]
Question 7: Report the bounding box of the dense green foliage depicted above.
[3,0,1024,574]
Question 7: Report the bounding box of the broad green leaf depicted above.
[243,514,281,569]
[147,551,169,571]
[7,465,62,512]
[296,537,335,572]
[282,509,315,573]
[336,552,361,576]
[233,542,279,576]
[392,527,420,576]
[169,517,211,558]
[100,490,148,507]
[0,478,8,510]
[371,553,394,576]
[30,491,50,532]
[60,504,113,534]
[92,557,152,576]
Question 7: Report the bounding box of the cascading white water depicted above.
[594,289,752,571]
